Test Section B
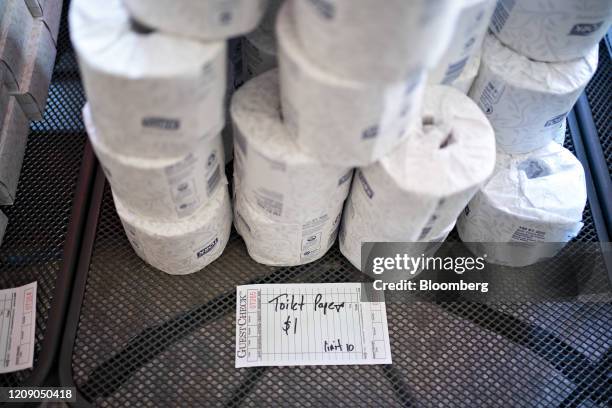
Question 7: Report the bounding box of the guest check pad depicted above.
[0,282,37,374]
[235,283,392,367]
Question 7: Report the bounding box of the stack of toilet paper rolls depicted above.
[339,86,497,273]
[231,0,471,266]
[232,70,352,266]
[276,0,462,167]
[275,0,500,274]
[471,0,608,154]
[470,34,598,154]
[71,0,268,274]
[458,0,610,265]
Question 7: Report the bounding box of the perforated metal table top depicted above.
[60,53,612,408]
[62,181,612,407]
[0,4,92,387]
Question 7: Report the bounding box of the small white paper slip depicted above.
[235,283,392,368]
[0,282,37,374]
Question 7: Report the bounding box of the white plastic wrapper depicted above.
[428,0,494,88]
[234,192,343,266]
[277,3,427,166]
[469,34,598,154]
[457,143,587,267]
[242,27,277,81]
[554,120,568,146]
[490,0,612,62]
[339,85,496,266]
[343,221,455,274]
[231,70,352,225]
[450,53,480,95]
[84,104,227,221]
[70,0,226,158]
[293,0,460,82]
[122,0,267,40]
[115,186,232,275]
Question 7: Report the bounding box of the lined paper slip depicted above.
[235,283,392,368]
[0,282,37,374]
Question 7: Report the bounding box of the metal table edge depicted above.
[59,159,104,408]
[18,141,97,390]
[567,112,612,294]
[573,94,612,239]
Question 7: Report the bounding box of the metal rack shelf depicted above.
[0,3,601,405]
[58,51,612,408]
[59,174,611,407]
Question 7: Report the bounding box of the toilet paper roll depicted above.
[84,104,227,221]
[231,70,352,224]
[490,0,612,62]
[122,0,267,40]
[469,34,598,154]
[338,85,496,266]
[242,27,277,81]
[292,0,460,82]
[457,143,587,267]
[234,192,343,266]
[70,0,226,158]
[428,0,495,88]
[277,3,427,166]
[341,218,454,274]
[115,186,233,275]
[450,53,481,95]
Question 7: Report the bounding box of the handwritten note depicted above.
[235,283,391,367]
[0,282,37,373]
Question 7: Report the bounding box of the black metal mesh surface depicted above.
[585,42,611,174]
[65,35,611,407]
[0,3,86,387]
[70,184,611,407]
